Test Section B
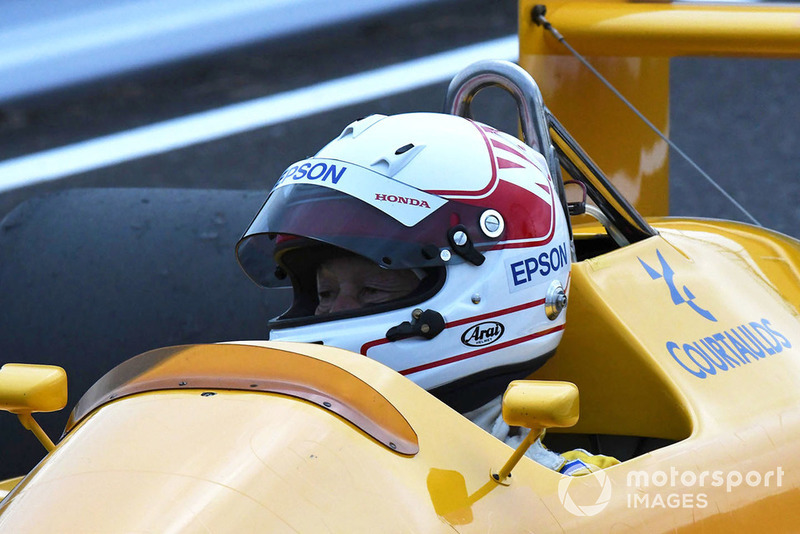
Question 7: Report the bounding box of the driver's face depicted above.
[315,255,420,315]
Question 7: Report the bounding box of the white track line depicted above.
[1,0,442,102]
[0,35,517,193]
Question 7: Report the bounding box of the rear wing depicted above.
[518,0,800,216]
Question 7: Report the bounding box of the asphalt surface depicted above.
[0,0,799,478]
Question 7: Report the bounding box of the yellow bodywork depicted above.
[0,343,570,532]
[519,0,800,217]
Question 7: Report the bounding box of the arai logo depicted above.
[461,321,505,347]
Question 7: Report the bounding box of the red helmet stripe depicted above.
[399,324,565,376]
[360,298,547,356]
[497,157,525,169]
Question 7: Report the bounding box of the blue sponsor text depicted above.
[667,318,791,379]
[277,160,347,186]
[509,243,569,287]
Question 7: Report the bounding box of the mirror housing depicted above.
[0,364,67,414]
[502,379,579,430]
[0,364,68,452]
[493,380,579,483]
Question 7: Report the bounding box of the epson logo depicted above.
[278,161,347,186]
[509,243,570,287]
[461,321,505,347]
[374,193,431,209]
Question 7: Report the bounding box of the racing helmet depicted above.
[236,112,572,411]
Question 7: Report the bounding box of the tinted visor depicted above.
[236,183,501,288]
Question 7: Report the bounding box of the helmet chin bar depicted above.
[386,308,446,342]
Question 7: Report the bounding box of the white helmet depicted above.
[236,112,572,411]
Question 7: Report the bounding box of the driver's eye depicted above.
[317,289,335,302]
[359,286,397,305]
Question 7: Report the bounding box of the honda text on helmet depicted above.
[236,112,572,411]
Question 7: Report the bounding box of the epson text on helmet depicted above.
[506,242,570,291]
[276,160,347,187]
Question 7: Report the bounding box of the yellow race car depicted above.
[2,2,799,531]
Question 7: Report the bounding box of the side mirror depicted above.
[493,380,579,483]
[502,380,579,429]
[0,364,68,452]
[564,180,587,216]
